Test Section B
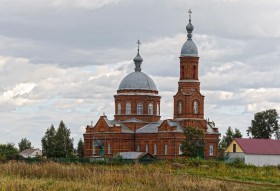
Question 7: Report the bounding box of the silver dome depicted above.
[118,71,157,91]
[181,9,198,57]
[181,39,198,57]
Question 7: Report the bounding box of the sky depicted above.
[1,0,280,148]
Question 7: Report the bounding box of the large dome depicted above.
[181,39,198,57]
[118,71,157,91]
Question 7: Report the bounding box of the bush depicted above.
[227,158,245,168]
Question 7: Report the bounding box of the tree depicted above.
[234,128,242,139]
[218,127,243,158]
[181,126,205,158]
[0,143,19,160]
[247,109,279,139]
[54,121,74,158]
[275,131,280,139]
[220,127,243,148]
[77,138,84,158]
[41,124,57,158]
[18,138,32,152]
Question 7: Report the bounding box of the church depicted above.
[83,11,219,159]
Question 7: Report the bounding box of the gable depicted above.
[93,117,110,132]
[158,120,176,132]
[225,140,244,153]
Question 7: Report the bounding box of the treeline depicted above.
[41,120,84,158]
[0,120,84,160]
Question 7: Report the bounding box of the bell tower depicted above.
[173,10,205,129]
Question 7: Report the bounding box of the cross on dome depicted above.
[188,9,192,21]
[133,39,143,72]
[137,39,141,54]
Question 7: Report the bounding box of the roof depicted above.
[19,148,40,156]
[181,39,198,57]
[118,71,157,91]
[235,138,280,155]
[118,152,155,159]
[136,122,161,133]
[122,117,145,123]
[104,118,133,133]
[136,120,184,133]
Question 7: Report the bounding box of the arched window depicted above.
[209,145,214,156]
[154,144,157,155]
[179,144,183,155]
[193,101,198,114]
[92,140,95,155]
[145,144,149,152]
[137,102,143,115]
[108,143,111,154]
[181,66,184,78]
[164,144,168,155]
[156,104,160,115]
[117,103,121,115]
[126,103,131,114]
[193,65,196,79]
[178,101,182,114]
[148,103,153,115]
[136,144,140,152]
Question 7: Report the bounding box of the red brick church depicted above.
[83,11,219,159]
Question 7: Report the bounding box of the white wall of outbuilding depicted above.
[245,154,280,166]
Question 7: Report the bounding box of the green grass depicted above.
[0,160,279,190]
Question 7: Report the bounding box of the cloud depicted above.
[0,0,280,148]
[0,83,37,106]
[51,0,124,10]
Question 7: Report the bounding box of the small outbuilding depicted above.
[19,148,42,158]
[225,138,280,166]
[117,152,155,162]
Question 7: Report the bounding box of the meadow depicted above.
[0,160,279,191]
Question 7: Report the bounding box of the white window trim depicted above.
[148,103,153,115]
[137,102,143,115]
[126,103,131,114]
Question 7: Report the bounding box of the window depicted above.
[233,144,236,153]
[178,101,182,114]
[92,141,95,155]
[193,65,196,79]
[209,145,213,156]
[154,144,157,155]
[137,102,143,115]
[181,66,184,78]
[145,144,149,152]
[164,144,168,155]
[126,103,131,114]
[193,101,198,114]
[136,144,140,152]
[156,104,160,115]
[148,103,153,115]
[108,143,111,154]
[179,144,183,155]
[117,103,121,115]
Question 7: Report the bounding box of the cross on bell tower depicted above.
[188,9,192,21]
[173,10,205,126]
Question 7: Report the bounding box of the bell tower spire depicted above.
[173,10,205,128]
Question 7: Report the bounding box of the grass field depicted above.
[0,160,279,191]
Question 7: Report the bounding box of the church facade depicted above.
[83,12,219,159]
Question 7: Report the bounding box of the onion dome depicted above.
[118,40,157,91]
[181,9,198,57]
